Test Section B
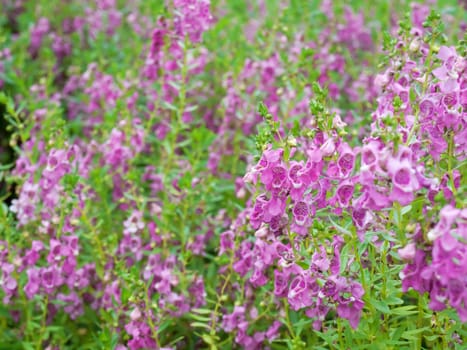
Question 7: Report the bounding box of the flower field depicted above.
[0,0,466,349]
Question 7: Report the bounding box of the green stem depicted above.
[404,34,437,147]
[81,211,106,277]
[143,282,161,348]
[337,318,344,350]
[165,36,189,175]
[447,131,457,197]
[416,294,424,350]
[209,246,236,337]
[282,300,296,339]
[36,295,48,350]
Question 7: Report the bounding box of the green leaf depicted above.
[339,242,351,274]
[190,322,212,330]
[391,305,418,316]
[156,320,172,335]
[424,334,439,341]
[0,163,13,171]
[191,308,213,314]
[384,295,404,305]
[401,204,412,215]
[22,343,35,350]
[162,101,178,111]
[401,327,430,340]
[372,299,390,314]
[188,313,211,322]
[201,333,219,347]
[328,216,352,236]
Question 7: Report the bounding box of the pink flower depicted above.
[398,243,417,260]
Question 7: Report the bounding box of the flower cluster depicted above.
[173,0,213,43]
[400,204,467,321]
[224,133,366,333]
[365,17,466,322]
[217,8,466,347]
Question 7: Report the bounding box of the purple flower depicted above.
[101,280,121,310]
[427,205,460,241]
[288,274,313,310]
[29,18,50,57]
[291,201,312,236]
[219,230,235,255]
[388,158,419,190]
[265,193,287,218]
[311,247,330,272]
[432,46,463,92]
[1,262,18,303]
[273,270,289,297]
[41,266,63,294]
[222,306,246,332]
[24,268,41,299]
[419,98,435,116]
[288,161,307,201]
[400,249,428,293]
[150,20,167,59]
[188,276,206,307]
[336,181,354,207]
[173,0,213,43]
[266,320,282,340]
[337,143,355,176]
[21,240,44,270]
[261,165,288,191]
[398,243,417,260]
[57,292,83,319]
[336,282,364,329]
